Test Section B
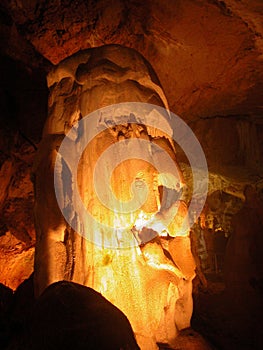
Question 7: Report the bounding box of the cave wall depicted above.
[0,0,262,296]
[1,0,263,119]
[0,56,48,289]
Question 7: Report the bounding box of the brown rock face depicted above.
[0,147,35,289]
[0,1,262,348]
[0,140,35,290]
[2,0,263,119]
[33,44,196,349]
[0,56,48,290]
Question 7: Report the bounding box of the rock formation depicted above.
[0,1,263,348]
[29,281,140,350]
[1,0,262,294]
[32,44,196,349]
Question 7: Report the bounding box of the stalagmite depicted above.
[32,44,196,349]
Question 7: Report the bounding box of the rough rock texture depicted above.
[0,1,262,348]
[0,138,35,290]
[0,55,48,290]
[32,44,196,350]
[0,0,262,289]
[1,0,263,119]
[3,0,262,194]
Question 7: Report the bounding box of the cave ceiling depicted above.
[1,0,263,120]
[0,0,263,188]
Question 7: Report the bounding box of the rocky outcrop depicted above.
[29,281,140,350]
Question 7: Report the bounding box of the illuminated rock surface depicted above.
[32,45,196,349]
[1,0,262,296]
[0,1,263,349]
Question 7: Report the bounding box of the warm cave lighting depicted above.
[1,1,261,348]
[33,45,204,350]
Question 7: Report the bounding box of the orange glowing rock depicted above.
[33,45,196,350]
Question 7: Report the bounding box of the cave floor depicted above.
[2,273,263,350]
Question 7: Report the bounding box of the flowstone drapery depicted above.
[32,44,196,349]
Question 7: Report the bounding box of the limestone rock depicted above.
[33,44,196,349]
[0,142,36,290]
[2,0,263,119]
